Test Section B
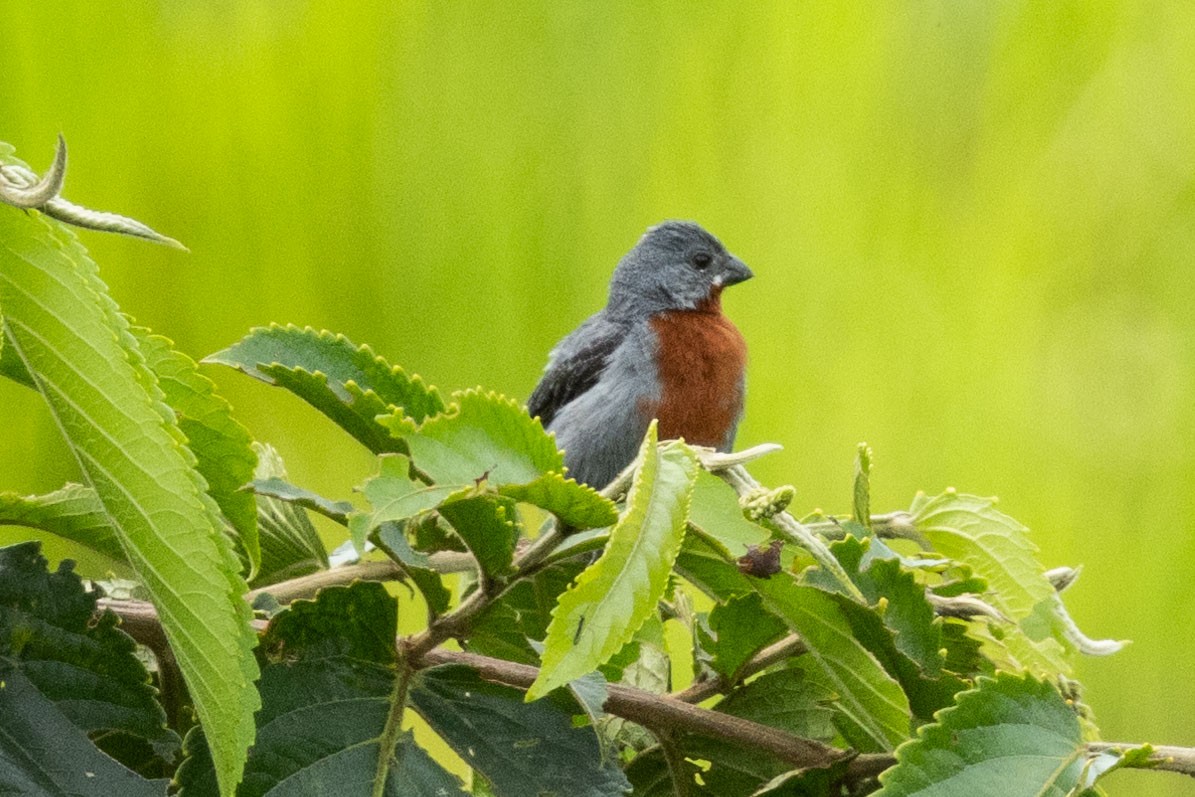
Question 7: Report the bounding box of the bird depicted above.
[528,221,753,489]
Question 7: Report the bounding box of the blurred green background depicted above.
[2,3,1193,794]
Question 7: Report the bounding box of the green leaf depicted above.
[402,389,565,486]
[499,471,619,529]
[409,664,631,797]
[0,483,125,563]
[910,491,1074,675]
[0,670,169,796]
[355,455,463,550]
[250,444,329,586]
[466,560,588,665]
[853,443,872,528]
[0,195,259,795]
[204,324,444,453]
[751,576,911,752]
[703,592,788,684]
[370,519,452,617]
[135,328,260,577]
[675,527,757,601]
[875,673,1095,796]
[437,494,519,580]
[0,542,179,767]
[178,582,466,797]
[0,327,35,388]
[689,469,770,554]
[529,425,697,699]
[249,477,355,525]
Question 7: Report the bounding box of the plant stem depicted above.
[672,633,808,704]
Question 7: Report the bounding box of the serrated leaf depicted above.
[402,389,565,485]
[355,455,463,551]
[911,491,1074,675]
[409,664,630,797]
[250,444,329,586]
[0,483,125,563]
[529,426,697,699]
[500,471,618,529]
[704,592,788,683]
[177,582,466,797]
[0,192,259,795]
[136,328,260,577]
[0,542,179,768]
[204,324,444,453]
[0,669,169,796]
[437,494,519,580]
[875,673,1095,796]
[751,576,911,752]
[466,560,588,665]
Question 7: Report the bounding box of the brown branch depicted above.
[672,633,808,704]
[415,648,849,770]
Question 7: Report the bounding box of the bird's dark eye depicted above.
[691,252,713,270]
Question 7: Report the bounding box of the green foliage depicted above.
[529,424,697,699]
[0,141,1163,795]
[875,673,1108,796]
[0,197,259,796]
[205,324,444,453]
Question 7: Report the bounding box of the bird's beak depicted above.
[721,256,753,287]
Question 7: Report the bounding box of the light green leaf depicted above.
[0,483,124,563]
[250,444,329,585]
[529,424,697,699]
[401,389,564,486]
[853,443,872,528]
[911,490,1074,675]
[0,327,35,388]
[0,196,259,795]
[751,576,911,752]
[136,328,260,577]
[499,471,619,529]
[354,455,463,550]
[875,673,1094,796]
[689,469,771,554]
[204,324,444,452]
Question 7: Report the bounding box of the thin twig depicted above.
[672,633,808,704]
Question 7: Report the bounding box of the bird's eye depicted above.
[691,252,713,270]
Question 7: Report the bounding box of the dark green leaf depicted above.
[370,520,452,617]
[410,664,631,797]
[704,592,788,684]
[437,494,519,580]
[178,582,466,797]
[751,576,911,752]
[204,324,444,453]
[0,542,178,770]
[530,427,697,699]
[249,477,354,524]
[0,669,169,796]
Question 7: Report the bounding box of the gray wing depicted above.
[528,315,626,428]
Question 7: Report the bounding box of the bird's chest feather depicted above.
[646,308,746,448]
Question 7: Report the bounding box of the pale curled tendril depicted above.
[0,135,187,251]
